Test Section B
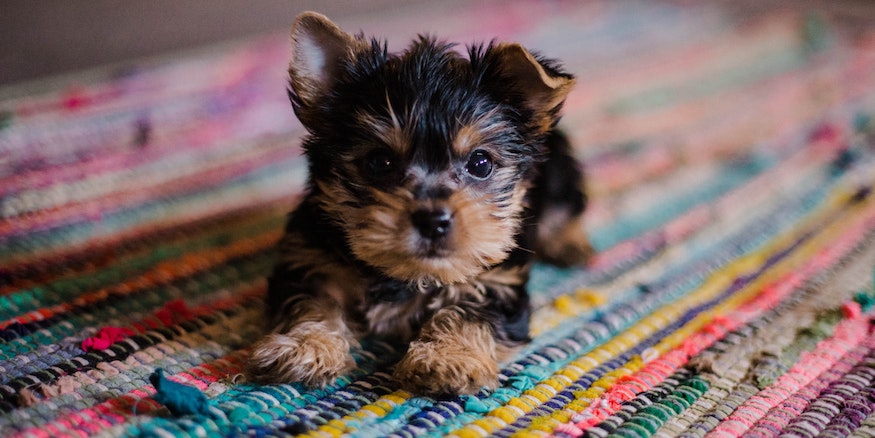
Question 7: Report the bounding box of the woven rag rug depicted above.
[3,1,875,437]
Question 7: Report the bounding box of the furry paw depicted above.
[537,210,594,267]
[247,322,356,387]
[393,339,499,395]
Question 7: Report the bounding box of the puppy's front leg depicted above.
[393,304,501,395]
[248,293,357,387]
[393,270,530,396]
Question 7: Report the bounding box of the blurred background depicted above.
[2,2,875,435]
[2,0,874,88]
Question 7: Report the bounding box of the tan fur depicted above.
[393,308,500,395]
[452,108,509,157]
[248,323,356,387]
[314,170,530,285]
[353,107,410,158]
[491,43,575,133]
[288,12,371,123]
[366,292,432,341]
[536,206,594,267]
[259,12,586,395]
[453,124,483,158]
[476,264,530,296]
[366,263,525,341]
[248,295,358,386]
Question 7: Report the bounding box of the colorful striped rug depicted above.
[3,1,875,436]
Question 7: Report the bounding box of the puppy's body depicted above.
[248,12,592,395]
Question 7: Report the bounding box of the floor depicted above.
[3,0,874,88]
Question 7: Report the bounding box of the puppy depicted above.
[248,12,592,395]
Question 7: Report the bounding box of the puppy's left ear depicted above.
[289,12,360,116]
[489,43,575,132]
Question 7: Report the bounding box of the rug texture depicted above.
[2,1,875,437]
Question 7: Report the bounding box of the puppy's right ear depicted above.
[289,12,358,110]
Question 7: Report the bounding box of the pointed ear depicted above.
[490,43,575,131]
[289,12,359,108]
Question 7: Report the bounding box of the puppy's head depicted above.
[289,12,574,284]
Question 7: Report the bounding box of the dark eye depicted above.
[465,149,494,179]
[366,149,396,176]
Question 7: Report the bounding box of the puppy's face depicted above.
[317,101,528,285]
[289,13,574,284]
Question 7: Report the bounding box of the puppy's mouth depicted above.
[414,238,453,259]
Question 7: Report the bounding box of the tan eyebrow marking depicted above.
[452,108,508,157]
[354,108,410,156]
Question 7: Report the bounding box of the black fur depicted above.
[271,37,577,335]
[252,12,590,395]
[294,40,546,183]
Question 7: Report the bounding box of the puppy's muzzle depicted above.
[412,208,453,240]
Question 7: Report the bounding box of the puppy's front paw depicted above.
[247,322,356,387]
[393,339,499,395]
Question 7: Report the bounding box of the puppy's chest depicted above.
[360,281,459,341]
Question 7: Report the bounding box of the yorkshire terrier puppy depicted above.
[248,12,592,395]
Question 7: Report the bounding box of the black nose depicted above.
[412,208,453,239]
